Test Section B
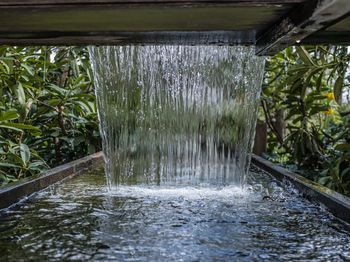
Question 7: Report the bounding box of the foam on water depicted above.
[107,185,250,201]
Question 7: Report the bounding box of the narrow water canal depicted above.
[1,166,349,261]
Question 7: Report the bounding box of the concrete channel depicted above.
[252,154,350,224]
[1,152,350,226]
[0,152,104,210]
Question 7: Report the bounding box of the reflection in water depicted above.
[0,167,349,261]
[89,46,265,187]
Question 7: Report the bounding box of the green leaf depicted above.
[0,173,8,184]
[35,99,60,116]
[339,153,350,163]
[21,63,35,76]
[288,65,309,73]
[0,122,41,132]
[340,167,350,178]
[51,130,60,137]
[318,176,330,185]
[0,56,15,61]
[15,81,26,106]
[7,152,25,166]
[296,46,316,67]
[301,69,313,99]
[76,100,93,112]
[315,71,324,92]
[27,161,45,168]
[285,47,292,60]
[23,84,40,92]
[20,143,31,164]
[88,144,95,154]
[21,75,29,81]
[49,84,68,97]
[73,74,85,86]
[0,162,22,168]
[335,143,350,151]
[72,93,95,100]
[0,124,22,132]
[0,111,19,121]
[0,60,10,74]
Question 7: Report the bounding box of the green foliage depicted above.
[262,45,350,195]
[0,46,101,185]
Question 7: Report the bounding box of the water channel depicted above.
[1,45,349,261]
[1,166,349,261]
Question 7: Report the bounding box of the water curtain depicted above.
[89,46,264,187]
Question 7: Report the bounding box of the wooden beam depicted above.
[0,0,307,6]
[256,0,350,56]
[0,0,349,55]
[0,31,256,46]
[0,3,292,47]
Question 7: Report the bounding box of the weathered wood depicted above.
[253,119,267,156]
[0,31,256,46]
[0,4,290,32]
[0,2,293,48]
[0,0,308,5]
[256,0,350,55]
[0,0,348,54]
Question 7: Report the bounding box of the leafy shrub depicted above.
[262,45,350,195]
[0,46,101,185]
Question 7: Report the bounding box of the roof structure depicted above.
[0,0,349,55]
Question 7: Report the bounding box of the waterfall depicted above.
[89,46,264,188]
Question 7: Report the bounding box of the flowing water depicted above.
[89,45,264,187]
[1,166,350,261]
[1,45,350,261]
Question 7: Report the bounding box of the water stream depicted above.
[1,167,349,261]
[89,45,265,187]
[1,46,350,261]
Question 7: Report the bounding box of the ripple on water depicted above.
[0,167,350,262]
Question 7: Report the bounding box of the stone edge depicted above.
[251,154,350,224]
[0,151,104,210]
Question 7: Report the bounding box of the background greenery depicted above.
[0,45,349,198]
[262,46,350,196]
[0,46,101,185]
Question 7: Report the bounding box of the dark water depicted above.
[1,166,350,261]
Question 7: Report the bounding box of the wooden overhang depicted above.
[0,0,349,55]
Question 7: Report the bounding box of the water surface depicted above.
[1,166,349,261]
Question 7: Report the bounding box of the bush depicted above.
[0,46,101,185]
[262,45,350,195]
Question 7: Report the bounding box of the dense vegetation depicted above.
[262,46,350,196]
[0,47,100,185]
[1,45,349,197]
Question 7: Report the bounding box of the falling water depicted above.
[89,46,264,187]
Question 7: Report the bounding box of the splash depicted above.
[89,46,264,187]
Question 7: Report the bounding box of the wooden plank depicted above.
[0,3,293,47]
[256,0,350,55]
[303,15,350,44]
[302,31,350,45]
[0,5,291,32]
[0,0,308,6]
[0,31,256,46]
[0,0,348,54]
[324,15,350,32]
